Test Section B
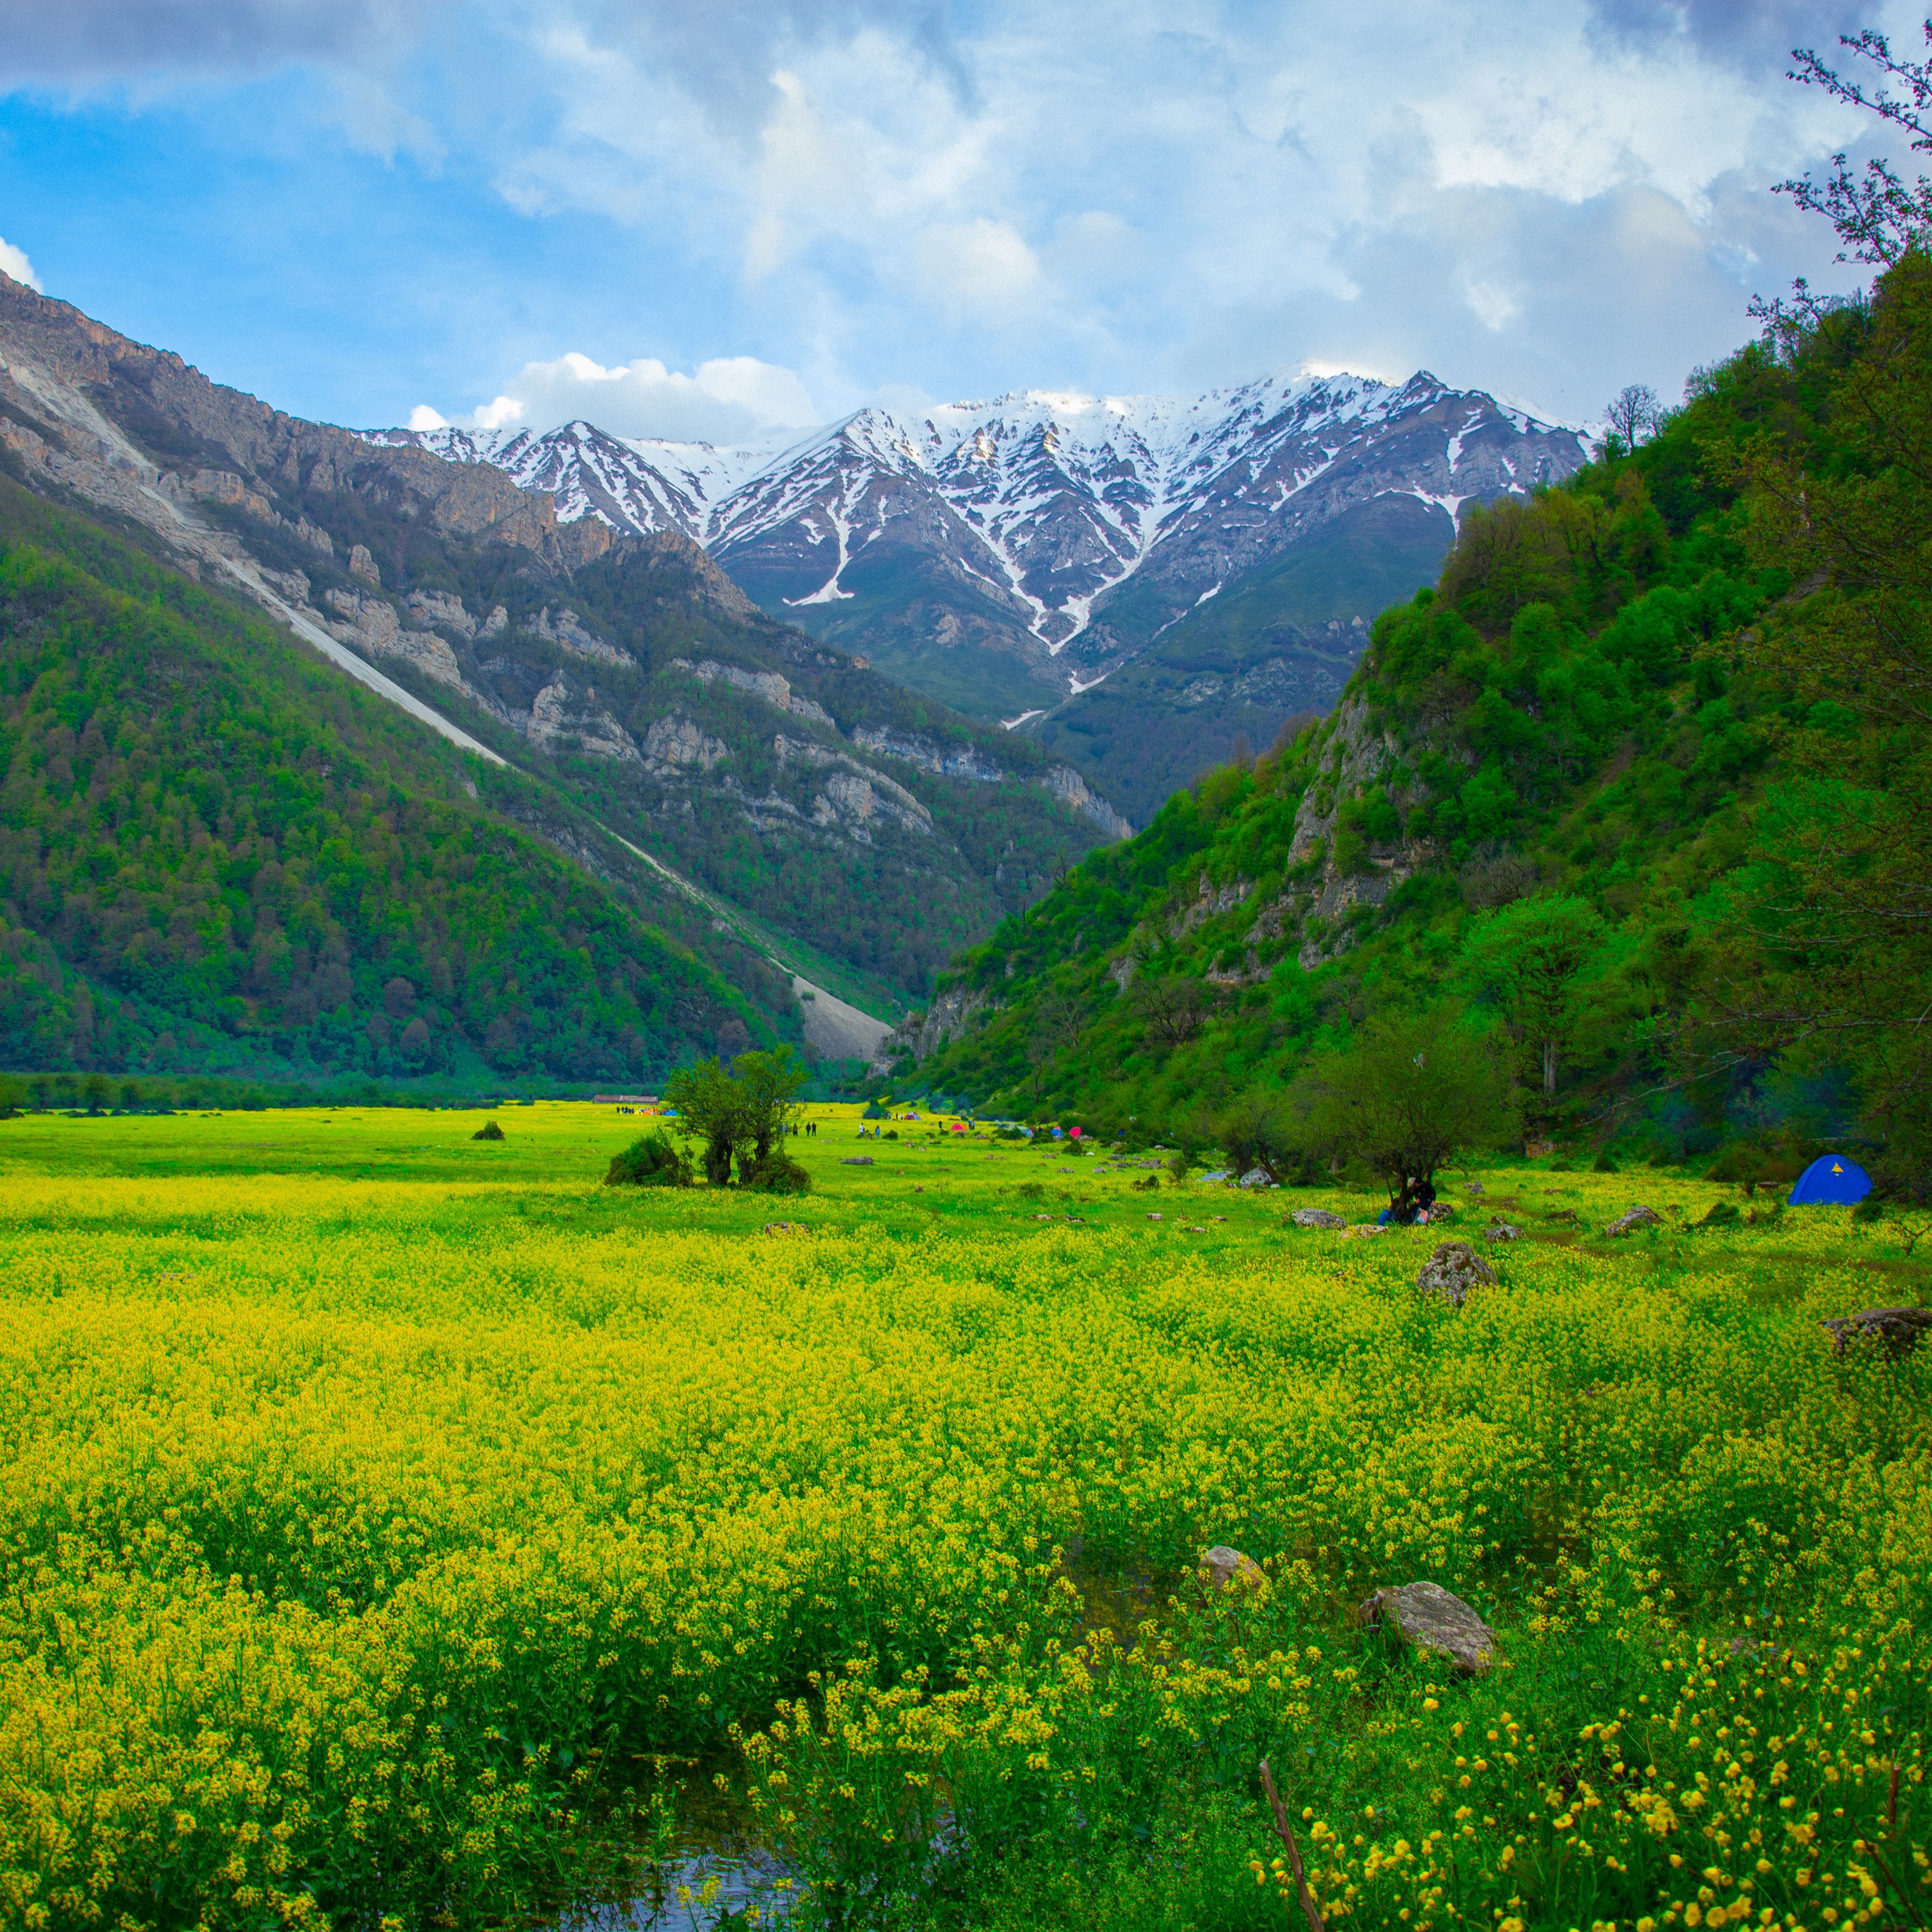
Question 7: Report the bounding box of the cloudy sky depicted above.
[0,0,1911,441]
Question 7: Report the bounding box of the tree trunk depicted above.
[1543,1038,1556,1094]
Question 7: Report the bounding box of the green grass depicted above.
[3,1109,1926,1932]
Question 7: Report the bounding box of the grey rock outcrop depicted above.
[676,656,833,725]
[1417,1240,1496,1307]
[322,588,467,691]
[1042,764,1133,841]
[1605,1204,1662,1237]
[1200,1546,1266,1591]
[1290,1207,1347,1229]
[535,606,636,668]
[853,725,1004,783]
[1363,1581,1497,1673]
[1819,1306,1932,1358]
[1484,1224,1523,1242]
[530,679,641,763]
[403,588,477,636]
[640,712,726,771]
[870,983,995,1073]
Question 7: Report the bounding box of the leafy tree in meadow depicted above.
[1211,1087,1300,1184]
[664,1045,807,1185]
[732,1046,808,1173]
[665,1058,743,1185]
[1462,896,1607,1118]
[1290,1009,1513,1216]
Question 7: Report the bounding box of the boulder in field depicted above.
[1199,1546,1267,1592]
[1820,1306,1932,1358]
[1363,1580,1497,1672]
[1417,1240,1496,1307]
[1290,1207,1347,1229]
[1484,1224,1523,1242]
[1605,1204,1662,1237]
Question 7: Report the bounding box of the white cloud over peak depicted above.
[0,238,41,290]
[5,0,1924,429]
[410,348,817,442]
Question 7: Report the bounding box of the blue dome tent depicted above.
[1788,1155,1873,1205]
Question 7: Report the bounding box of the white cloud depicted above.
[0,1,451,85]
[9,0,1929,427]
[412,348,818,442]
[449,0,1912,414]
[910,217,1042,320]
[1462,278,1522,332]
[0,237,41,290]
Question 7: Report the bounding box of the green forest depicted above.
[362,539,1111,1002]
[0,481,789,1081]
[895,243,1932,1195]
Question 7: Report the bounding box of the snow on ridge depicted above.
[360,366,1588,638]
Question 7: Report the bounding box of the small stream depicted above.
[554,1774,798,1931]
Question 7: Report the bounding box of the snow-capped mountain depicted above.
[372,370,1588,810]
[377,371,1582,652]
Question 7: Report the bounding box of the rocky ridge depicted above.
[378,375,1587,762]
[0,273,1133,1017]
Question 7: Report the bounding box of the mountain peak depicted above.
[367,364,1590,756]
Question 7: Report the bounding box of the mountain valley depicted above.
[0,272,1142,1075]
[384,372,1589,816]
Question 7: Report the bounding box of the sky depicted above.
[0,0,1915,443]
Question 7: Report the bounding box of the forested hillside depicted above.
[897,249,1932,1183]
[0,268,1123,1013]
[0,479,790,1079]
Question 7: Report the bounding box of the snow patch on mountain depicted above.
[369,367,1588,676]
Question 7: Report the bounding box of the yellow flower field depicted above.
[0,1105,1924,1931]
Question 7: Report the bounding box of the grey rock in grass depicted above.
[841,1156,875,1165]
[1605,1204,1662,1237]
[1417,1240,1496,1308]
[1819,1306,1932,1358]
[1465,1180,1485,1198]
[1485,1224,1523,1241]
[1363,1580,1498,1672]
[1200,1545,1267,1591]
[1290,1207,1348,1229]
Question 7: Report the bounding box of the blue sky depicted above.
[0,1,1908,441]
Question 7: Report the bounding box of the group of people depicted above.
[1378,1176,1440,1226]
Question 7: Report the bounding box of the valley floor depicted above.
[1,1108,1925,1931]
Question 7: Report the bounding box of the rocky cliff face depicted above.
[379,371,1587,814]
[0,272,1139,1017]
[384,375,1586,674]
[870,984,997,1074]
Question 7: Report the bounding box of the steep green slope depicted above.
[0,272,1125,1013]
[896,294,1913,1160]
[359,536,1120,997]
[0,480,788,1080]
[1025,493,1451,822]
